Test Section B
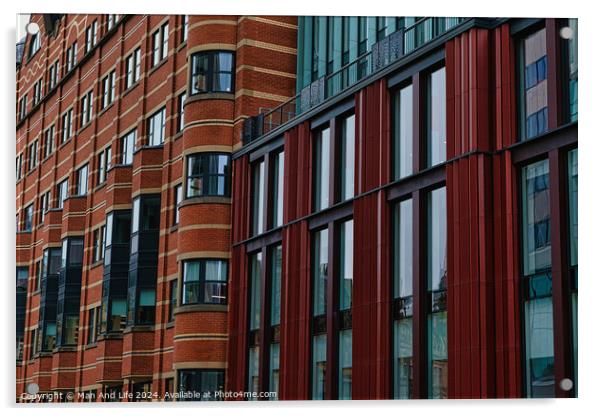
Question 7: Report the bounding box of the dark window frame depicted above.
[185,152,231,198]
[189,51,235,95]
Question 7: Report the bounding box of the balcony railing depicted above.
[242,17,466,144]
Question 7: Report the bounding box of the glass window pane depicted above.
[249,252,262,331]
[272,151,284,228]
[393,84,413,179]
[567,19,578,121]
[393,318,413,399]
[252,161,265,235]
[524,297,555,398]
[338,329,352,399]
[311,334,327,399]
[248,346,260,398]
[270,245,282,326]
[269,343,280,399]
[394,199,413,299]
[313,229,329,316]
[339,220,353,310]
[522,160,551,275]
[520,28,548,139]
[341,115,355,201]
[428,311,448,399]
[568,149,578,266]
[427,68,446,167]
[314,127,330,211]
[427,187,447,292]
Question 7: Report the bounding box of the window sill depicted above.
[97,332,124,341]
[32,289,41,296]
[176,41,187,53]
[180,196,231,207]
[52,346,77,353]
[84,342,98,350]
[121,81,141,99]
[174,304,228,315]
[93,182,107,193]
[124,325,155,334]
[165,321,175,329]
[77,121,93,135]
[149,58,168,76]
[90,259,104,270]
[169,224,179,233]
[173,130,183,141]
[187,92,235,104]
[98,102,116,117]
[59,138,73,150]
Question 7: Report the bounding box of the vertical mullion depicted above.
[549,148,572,397]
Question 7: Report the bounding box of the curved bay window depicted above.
[190,51,234,95]
[181,259,228,305]
[186,153,231,198]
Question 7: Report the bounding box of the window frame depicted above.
[181,259,228,306]
[185,152,231,198]
[189,51,235,95]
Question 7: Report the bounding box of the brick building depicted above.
[16,14,578,402]
[16,13,297,401]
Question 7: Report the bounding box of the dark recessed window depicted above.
[185,153,231,198]
[28,33,41,58]
[147,107,166,146]
[173,184,183,225]
[177,93,186,132]
[190,51,234,94]
[152,22,169,67]
[169,280,177,322]
[178,369,224,401]
[121,129,136,164]
[182,259,228,305]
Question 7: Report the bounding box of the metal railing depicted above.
[246,17,465,143]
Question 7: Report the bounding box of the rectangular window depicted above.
[152,23,169,66]
[518,28,548,140]
[248,252,262,331]
[107,14,119,31]
[568,149,578,266]
[393,84,413,179]
[313,228,329,316]
[190,51,235,94]
[33,78,43,105]
[93,225,106,263]
[102,70,116,108]
[186,153,231,197]
[18,95,27,120]
[269,343,280,400]
[121,129,136,164]
[522,160,551,275]
[85,20,98,53]
[247,346,260,398]
[338,329,352,399]
[81,90,94,126]
[23,204,33,231]
[48,60,59,90]
[340,115,355,201]
[314,127,331,211]
[57,179,68,208]
[181,260,228,305]
[177,93,186,132]
[339,220,353,310]
[34,260,42,291]
[426,67,446,167]
[43,125,54,158]
[427,187,447,399]
[270,245,282,326]
[566,19,578,122]
[28,139,38,171]
[39,190,50,224]
[147,107,166,146]
[169,279,177,322]
[97,146,112,185]
[174,184,182,225]
[61,109,73,143]
[272,151,284,228]
[311,334,327,399]
[76,164,89,195]
[251,160,265,235]
[178,370,224,401]
[66,42,77,72]
[16,154,23,180]
[87,307,101,344]
[182,15,189,42]
[125,48,141,89]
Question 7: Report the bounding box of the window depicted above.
[186,153,231,197]
[567,148,578,395]
[121,129,136,164]
[190,51,235,94]
[57,178,68,208]
[178,370,224,401]
[338,329,352,399]
[393,84,413,179]
[270,245,282,327]
[76,164,89,195]
[147,107,166,146]
[87,307,101,344]
[313,228,329,316]
[181,15,189,43]
[427,187,447,399]
[28,139,38,171]
[107,14,120,31]
[339,220,353,310]
[152,22,169,66]
[34,260,42,291]
[97,146,112,185]
[168,280,177,322]
[182,259,228,305]
[81,90,94,127]
[311,334,327,399]
[42,322,57,351]
[566,19,578,122]
[269,343,280,400]
[339,115,355,201]
[66,41,78,72]
[33,78,43,105]
[173,184,182,225]
[85,20,98,53]
[314,126,330,211]
[518,28,548,140]
[249,252,262,331]
[426,67,446,167]
[48,60,59,90]
[16,154,23,180]
[43,125,54,158]
[61,108,73,143]
[164,378,174,401]
[251,160,265,235]
[177,93,186,132]
[39,190,50,224]
[521,159,554,398]
[125,48,141,89]
[248,345,260,398]
[23,204,33,231]
[272,151,285,228]
[102,70,116,109]
[18,96,27,120]
[28,33,41,58]
[93,225,106,263]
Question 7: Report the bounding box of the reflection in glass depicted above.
[522,160,551,275]
[252,161,265,235]
[314,128,330,211]
[339,220,353,310]
[393,318,413,399]
[249,252,262,331]
[247,346,260,399]
[311,334,327,399]
[427,68,446,167]
[568,149,578,266]
[427,188,447,292]
[393,199,412,299]
[339,329,352,399]
[313,229,329,316]
[428,311,448,399]
[519,28,548,139]
[272,151,284,228]
[269,343,280,400]
[270,245,282,326]
[567,19,578,121]
[393,84,413,179]
[340,115,355,201]
[524,297,555,398]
